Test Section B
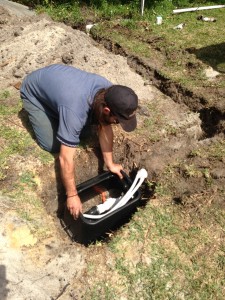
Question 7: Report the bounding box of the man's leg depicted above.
[22,99,60,153]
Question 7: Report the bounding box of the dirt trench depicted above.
[92,36,225,138]
[0,4,224,300]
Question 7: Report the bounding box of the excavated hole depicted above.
[199,107,225,137]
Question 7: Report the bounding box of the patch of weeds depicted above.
[188,148,203,158]
[4,188,28,204]
[155,182,171,197]
[0,125,32,154]
[163,164,176,178]
[0,90,10,99]
[139,255,184,298]
[93,1,139,20]
[19,171,37,189]
[129,217,147,241]
[165,124,177,135]
[183,163,202,178]
[217,61,225,73]
[1,124,53,164]
[0,94,22,116]
[0,191,46,238]
[113,244,196,299]
[152,207,223,297]
[0,104,19,115]
[85,281,117,300]
[112,31,151,56]
[145,179,156,193]
[114,258,159,299]
[189,139,225,161]
[216,251,225,271]
[0,159,8,180]
[18,210,33,222]
[6,189,46,223]
[32,224,52,239]
[143,116,156,130]
[202,168,212,186]
[176,226,206,255]
[36,2,83,24]
[120,18,137,30]
[208,139,225,161]
[149,206,180,236]
[33,147,54,164]
[15,196,52,239]
[205,208,225,228]
[183,264,224,299]
[182,164,213,186]
[139,102,170,141]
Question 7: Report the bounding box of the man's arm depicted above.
[98,124,123,178]
[59,144,82,218]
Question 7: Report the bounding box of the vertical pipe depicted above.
[141,0,145,16]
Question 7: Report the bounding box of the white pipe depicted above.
[112,168,148,210]
[173,5,225,14]
[83,168,148,219]
[94,196,122,214]
[141,0,145,16]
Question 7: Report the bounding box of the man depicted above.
[20,64,138,218]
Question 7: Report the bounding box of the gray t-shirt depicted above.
[21,64,112,146]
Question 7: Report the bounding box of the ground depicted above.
[0,2,224,300]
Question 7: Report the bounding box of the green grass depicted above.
[0,90,10,99]
[0,123,33,179]
[82,1,225,95]
[84,201,224,299]
[27,1,225,89]
[0,125,31,151]
[189,139,225,160]
[36,2,83,24]
[0,92,54,231]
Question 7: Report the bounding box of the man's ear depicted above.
[102,106,111,115]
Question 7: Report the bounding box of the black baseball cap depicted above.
[104,85,138,132]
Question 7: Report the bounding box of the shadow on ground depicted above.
[187,42,225,73]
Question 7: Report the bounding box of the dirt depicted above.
[0,3,224,300]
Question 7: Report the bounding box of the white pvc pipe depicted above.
[94,196,121,214]
[173,5,225,14]
[112,168,148,210]
[83,168,148,219]
[141,0,145,16]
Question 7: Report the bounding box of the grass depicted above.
[0,90,54,238]
[28,1,225,96]
[136,100,182,142]
[189,139,225,160]
[85,200,224,299]
[83,2,225,101]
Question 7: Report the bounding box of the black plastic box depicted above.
[61,171,141,245]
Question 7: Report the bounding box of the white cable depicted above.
[82,168,148,219]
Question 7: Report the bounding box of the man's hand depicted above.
[59,144,82,218]
[98,125,124,179]
[108,163,123,179]
[67,195,82,219]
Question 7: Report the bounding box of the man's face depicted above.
[101,109,119,126]
[106,114,119,125]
